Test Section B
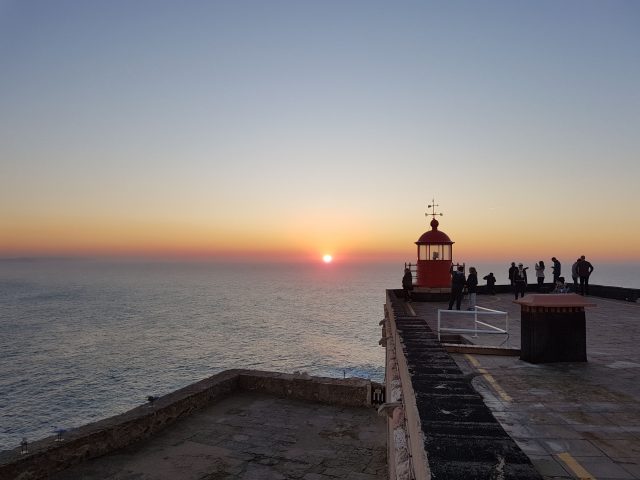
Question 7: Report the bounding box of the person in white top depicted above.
[534,260,545,291]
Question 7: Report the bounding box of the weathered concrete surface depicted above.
[0,370,381,480]
[48,392,386,480]
[412,293,640,479]
[385,291,543,480]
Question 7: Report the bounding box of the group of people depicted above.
[401,255,595,308]
[532,257,562,287]
[447,265,478,310]
[508,262,530,299]
[402,265,480,310]
[509,256,594,297]
[509,257,562,299]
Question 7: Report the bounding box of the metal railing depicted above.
[437,306,508,341]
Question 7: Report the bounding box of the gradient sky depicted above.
[1,1,639,264]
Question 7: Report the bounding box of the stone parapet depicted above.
[0,369,376,480]
[383,290,431,480]
[238,370,372,407]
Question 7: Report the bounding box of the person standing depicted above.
[466,267,478,310]
[577,255,594,295]
[514,263,528,299]
[508,262,517,294]
[534,261,545,291]
[483,272,496,295]
[402,267,413,301]
[571,259,579,288]
[551,257,561,284]
[448,266,466,310]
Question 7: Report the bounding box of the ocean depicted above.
[0,258,637,451]
[0,259,397,451]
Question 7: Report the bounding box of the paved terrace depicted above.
[406,292,640,479]
[1,371,386,480]
[49,392,386,480]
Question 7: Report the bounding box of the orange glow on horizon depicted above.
[2,213,639,264]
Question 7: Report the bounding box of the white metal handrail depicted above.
[437,306,508,341]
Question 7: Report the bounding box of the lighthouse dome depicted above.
[416,218,453,245]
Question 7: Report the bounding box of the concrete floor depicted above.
[50,392,386,480]
[412,293,640,480]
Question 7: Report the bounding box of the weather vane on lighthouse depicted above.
[425,197,443,220]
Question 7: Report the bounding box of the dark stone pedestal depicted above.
[515,294,595,364]
[520,310,587,363]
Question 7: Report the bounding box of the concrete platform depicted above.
[410,293,640,479]
[49,392,386,480]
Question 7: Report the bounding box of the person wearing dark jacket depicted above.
[448,266,466,310]
[483,272,496,295]
[514,263,528,299]
[571,259,579,288]
[551,257,561,284]
[402,267,413,301]
[577,255,594,295]
[466,267,478,310]
[508,262,517,294]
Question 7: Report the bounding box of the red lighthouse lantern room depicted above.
[415,202,454,288]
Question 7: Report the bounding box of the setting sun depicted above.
[322,254,333,263]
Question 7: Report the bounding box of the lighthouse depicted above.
[414,201,454,288]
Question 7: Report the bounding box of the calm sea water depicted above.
[1,258,637,451]
[0,260,398,451]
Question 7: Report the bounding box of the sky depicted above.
[1,1,639,265]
